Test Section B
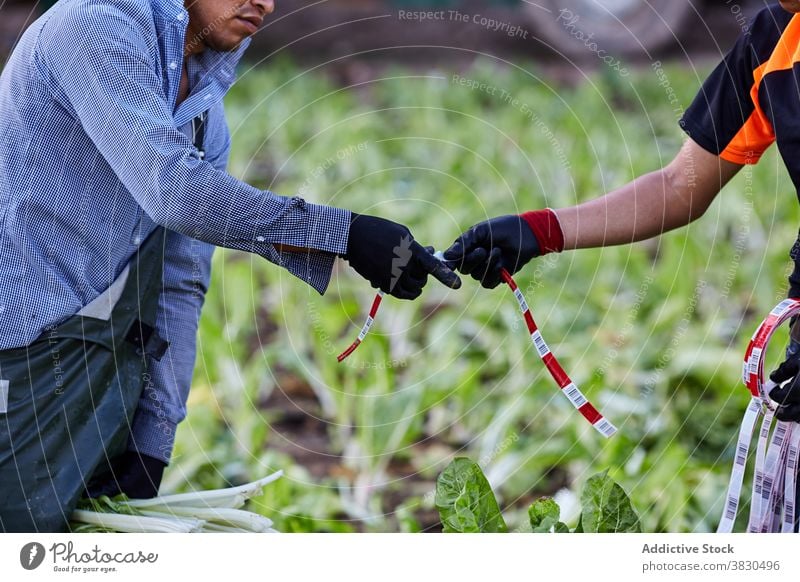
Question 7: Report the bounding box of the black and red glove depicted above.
[443,209,564,288]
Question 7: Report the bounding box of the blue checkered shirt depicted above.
[0,0,350,462]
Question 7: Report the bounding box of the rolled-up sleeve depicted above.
[33,2,349,293]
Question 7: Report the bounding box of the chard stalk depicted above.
[71,509,204,533]
[124,470,283,509]
[139,506,273,532]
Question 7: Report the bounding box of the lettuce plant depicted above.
[436,459,640,533]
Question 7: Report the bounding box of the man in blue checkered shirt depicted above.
[0,0,460,531]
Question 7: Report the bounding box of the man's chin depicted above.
[208,36,250,53]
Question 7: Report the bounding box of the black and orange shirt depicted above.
[681,5,798,175]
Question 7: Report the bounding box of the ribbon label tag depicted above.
[0,379,8,414]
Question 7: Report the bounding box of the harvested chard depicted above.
[69,471,283,533]
[71,509,204,533]
[123,470,283,508]
[138,507,274,532]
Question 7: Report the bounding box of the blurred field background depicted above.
[162,57,796,533]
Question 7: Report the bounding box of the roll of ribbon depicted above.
[718,297,800,533]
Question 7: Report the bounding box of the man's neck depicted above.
[183,22,206,58]
[176,61,191,106]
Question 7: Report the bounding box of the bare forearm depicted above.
[555,168,692,250]
[554,139,742,251]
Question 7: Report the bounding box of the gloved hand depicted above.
[443,209,565,288]
[344,213,461,299]
[769,351,800,422]
[442,215,538,288]
[84,451,166,499]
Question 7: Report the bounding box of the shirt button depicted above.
[204,94,212,100]
[169,61,178,70]
[176,13,185,20]
[133,236,142,246]
[256,236,265,243]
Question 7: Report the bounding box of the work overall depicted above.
[0,112,207,532]
[0,226,168,532]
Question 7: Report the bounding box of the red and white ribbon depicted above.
[337,258,616,438]
[337,292,383,362]
[499,269,616,438]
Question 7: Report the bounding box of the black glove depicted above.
[443,215,540,289]
[344,213,461,299]
[85,451,166,499]
[769,356,800,422]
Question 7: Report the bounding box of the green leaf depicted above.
[528,498,559,532]
[529,498,570,533]
[554,522,570,533]
[435,458,507,533]
[76,494,140,516]
[573,514,584,533]
[580,471,641,533]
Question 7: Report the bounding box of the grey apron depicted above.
[0,226,168,532]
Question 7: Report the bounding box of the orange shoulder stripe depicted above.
[721,15,800,164]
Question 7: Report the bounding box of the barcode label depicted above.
[762,475,774,499]
[754,471,763,496]
[774,424,788,448]
[593,418,617,438]
[563,383,587,409]
[735,442,748,467]
[771,299,795,317]
[531,331,549,357]
[725,495,738,520]
[748,348,762,375]
[788,446,798,469]
[357,317,375,341]
[513,289,528,313]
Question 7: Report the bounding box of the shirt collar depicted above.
[151,0,187,28]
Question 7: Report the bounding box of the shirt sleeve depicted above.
[33,1,349,294]
[126,229,213,463]
[679,9,779,165]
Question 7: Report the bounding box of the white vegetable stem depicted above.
[71,510,204,533]
[139,507,274,532]
[124,470,284,509]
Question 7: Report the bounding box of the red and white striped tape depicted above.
[499,269,616,438]
[337,292,383,362]
[718,297,800,533]
[337,258,616,438]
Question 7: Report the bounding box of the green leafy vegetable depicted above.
[436,461,641,533]
[528,498,569,533]
[435,458,507,533]
[579,470,641,533]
